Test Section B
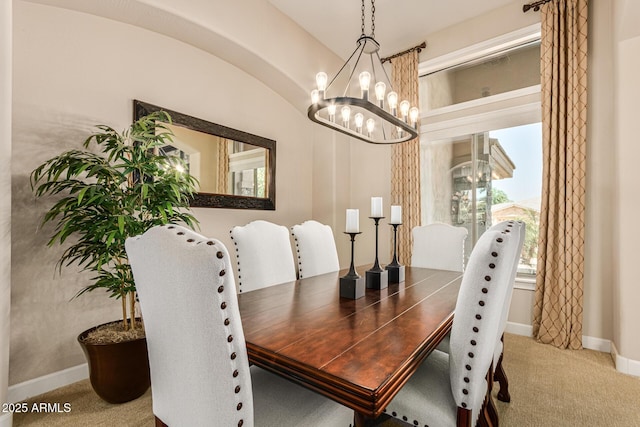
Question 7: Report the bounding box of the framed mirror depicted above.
[134,100,276,210]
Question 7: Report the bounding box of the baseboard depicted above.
[7,363,88,404]
[505,322,614,353]
[611,342,640,378]
[505,321,533,337]
[582,335,611,352]
[0,412,12,427]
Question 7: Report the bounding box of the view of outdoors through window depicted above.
[421,123,541,276]
[489,123,542,275]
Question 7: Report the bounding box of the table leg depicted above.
[353,411,378,427]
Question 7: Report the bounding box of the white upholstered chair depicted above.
[411,223,469,272]
[126,225,352,427]
[290,220,340,279]
[230,220,297,293]
[434,221,526,405]
[383,225,521,427]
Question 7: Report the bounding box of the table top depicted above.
[238,266,463,418]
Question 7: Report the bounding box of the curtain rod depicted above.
[381,42,426,64]
[523,0,553,12]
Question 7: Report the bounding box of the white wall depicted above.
[1,1,12,425]
[614,0,640,362]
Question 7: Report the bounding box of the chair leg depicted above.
[486,395,499,427]
[456,407,473,427]
[494,353,511,403]
[484,370,499,427]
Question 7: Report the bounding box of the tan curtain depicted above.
[533,0,588,350]
[390,50,421,264]
[217,138,230,194]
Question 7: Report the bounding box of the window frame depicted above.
[417,24,542,290]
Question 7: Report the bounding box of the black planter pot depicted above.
[77,320,151,404]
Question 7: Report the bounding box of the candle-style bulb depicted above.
[328,103,336,122]
[355,113,364,133]
[359,71,371,101]
[366,118,375,136]
[311,89,319,104]
[409,107,419,128]
[375,82,386,108]
[387,91,398,115]
[400,101,410,122]
[316,72,328,91]
[316,72,328,99]
[341,106,351,127]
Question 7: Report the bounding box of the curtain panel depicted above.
[390,51,422,264]
[533,0,588,350]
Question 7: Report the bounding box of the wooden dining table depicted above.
[237,266,463,426]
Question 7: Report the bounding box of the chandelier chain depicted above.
[360,0,376,37]
[371,0,375,38]
[361,0,366,36]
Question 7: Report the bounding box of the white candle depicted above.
[390,205,402,224]
[371,197,383,218]
[346,209,359,233]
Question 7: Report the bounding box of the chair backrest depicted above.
[230,220,296,293]
[126,225,254,427]
[411,223,469,272]
[489,220,526,343]
[448,226,520,414]
[291,220,340,278]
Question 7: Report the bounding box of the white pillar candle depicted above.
[390,205,402,224]
[371,197,383,218]
[346,209,359,233]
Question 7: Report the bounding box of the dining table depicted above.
[237,265,463,426]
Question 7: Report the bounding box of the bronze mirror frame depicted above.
[133,100,276,210]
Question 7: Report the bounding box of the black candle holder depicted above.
[340,232,365,299]
[366,217,388,290]
[385,223,405,283]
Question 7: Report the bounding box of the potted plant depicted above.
[30,111,199,403]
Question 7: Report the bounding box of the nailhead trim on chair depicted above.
[457,232,505,410]
[203,235,244,427]
[229,232,244,293]
[291,232,304,278]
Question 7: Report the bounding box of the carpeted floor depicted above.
[12,333,640,426]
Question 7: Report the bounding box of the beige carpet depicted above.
[12,334,640,426]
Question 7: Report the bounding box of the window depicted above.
[418,26,541,277]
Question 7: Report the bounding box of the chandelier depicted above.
[307,0,419,145]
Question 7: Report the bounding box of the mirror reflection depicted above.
[134,100,276,210]
[162,123,269,198]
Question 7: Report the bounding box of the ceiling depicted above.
[269,0,519,59]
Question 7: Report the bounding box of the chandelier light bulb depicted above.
[311,89,319,104]
[316,72,328,98]
[409,107,419,128]
[375,82,386,107]
[355,113,364,133]
[387,91,398,115]
[328,103,337,122]
[359,71,371,101]
[400,100,410,122]
[341,106,351,127]
[366,118,376,136]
